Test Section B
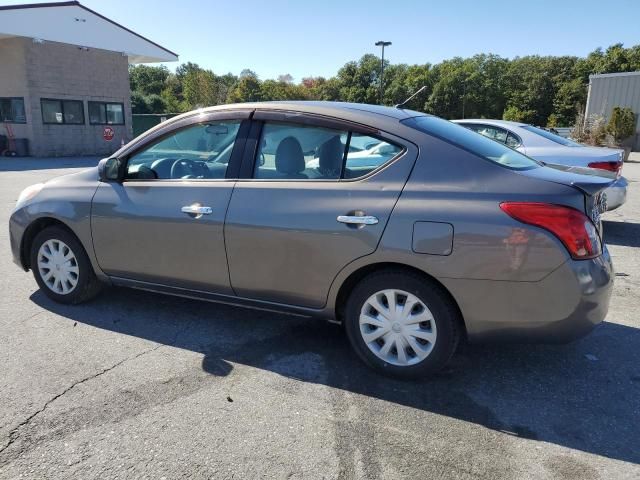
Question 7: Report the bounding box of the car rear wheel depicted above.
[344,270,460,378]
[30,226,102,304]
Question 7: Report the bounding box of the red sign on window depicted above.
[103,126,114,141]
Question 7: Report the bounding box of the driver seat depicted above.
[149,158,175,179]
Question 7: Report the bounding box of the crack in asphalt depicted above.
[0,342,164,460]
[0,317,195,464]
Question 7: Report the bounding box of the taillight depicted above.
[500,202,602,260]
[588,161,622,175]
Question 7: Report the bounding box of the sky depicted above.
[4,0,640,80]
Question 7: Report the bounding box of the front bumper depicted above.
[9,207,30,270]
[442,246,614,343]
[604,176,628,211]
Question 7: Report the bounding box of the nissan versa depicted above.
[9,102,615,378]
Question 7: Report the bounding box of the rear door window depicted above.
[344,133,403,179]
[253,122,403,180]
[254,122,347,180]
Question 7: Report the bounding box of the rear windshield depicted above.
[401,116,540,170]
[520,125,582,147]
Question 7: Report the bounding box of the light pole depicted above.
[375,41,391,104]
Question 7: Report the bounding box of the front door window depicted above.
[126,121,242,180]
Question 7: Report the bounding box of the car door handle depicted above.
[337,215,379,225]
[181,204,212,216]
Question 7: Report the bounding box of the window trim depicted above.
[505,131,523,149]
[0,97,27,124]
[40,98,85,125]
[241,117,406,183]
[461,122,522,149]
[119,117,250,183]
[88,101,126,125]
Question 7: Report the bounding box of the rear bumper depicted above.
[442,246,614,343]
[604,177,627,211]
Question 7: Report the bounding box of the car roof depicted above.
[453,118,527,128]
[164,101,429,133]
[201,101,424,120]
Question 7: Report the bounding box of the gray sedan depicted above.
[9,102,614,378]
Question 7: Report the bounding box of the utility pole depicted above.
[375,41,391,105]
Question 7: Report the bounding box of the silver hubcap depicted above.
[359,289,437,366]
[37,239,79,295]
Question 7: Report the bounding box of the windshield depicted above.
[402,116,540,170]
[520,125,582,147]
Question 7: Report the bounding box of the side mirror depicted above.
[98,157,121,182]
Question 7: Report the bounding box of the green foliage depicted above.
[129,43,640,126]
[607,106,636,142]
[546,113,560,128]
[129,65,169,96]
[227,75,262,103]
[503,105,536,123]
[131,91,166,114]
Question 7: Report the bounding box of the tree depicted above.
[182,68,219,108]
[335,55,382,104]
[239,69,258,79]
[129,65,169,96]
[552,78,586,126]
[129,43,640,122]
[227,75,262,103]
[607,107,636,143]
[277,74,294,84]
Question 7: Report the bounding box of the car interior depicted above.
[254,123,402,180]
[125,120,402,181]
[125,121,240,180]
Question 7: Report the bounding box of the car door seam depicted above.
[222,181,239,296]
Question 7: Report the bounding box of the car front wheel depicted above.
[344,270,460,378]
[30,226,102,304]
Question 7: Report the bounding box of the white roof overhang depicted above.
[0,1,178,63]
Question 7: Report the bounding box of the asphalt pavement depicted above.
[0,156,639,479]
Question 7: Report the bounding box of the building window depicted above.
[41,99,85,125]
[0,97,27,123]
[88,102,125,125]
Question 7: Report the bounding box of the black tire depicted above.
[344,269,461,379]
[30,226,102,304]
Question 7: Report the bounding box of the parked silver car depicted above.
[453,119,627,210]
[10,102,615,378]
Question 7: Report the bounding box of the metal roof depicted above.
[588,71,640,79]
[0,1,178,63]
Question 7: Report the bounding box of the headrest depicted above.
[275,136,305,174]
[318,136,344,176]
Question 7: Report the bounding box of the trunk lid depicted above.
[522,163,616,195]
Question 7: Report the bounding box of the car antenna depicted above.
[394,86,427,109]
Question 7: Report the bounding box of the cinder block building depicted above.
[0,1,177,156]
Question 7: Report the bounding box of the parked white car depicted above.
[454,119,627,210]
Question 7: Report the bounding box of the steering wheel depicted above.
[170,158,207,179]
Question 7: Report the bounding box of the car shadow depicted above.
[0,156,101,172]
[603,220,640,248]
[31,287,640,465]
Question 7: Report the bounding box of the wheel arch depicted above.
[333,262,467,339]
[20,217,79,270]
